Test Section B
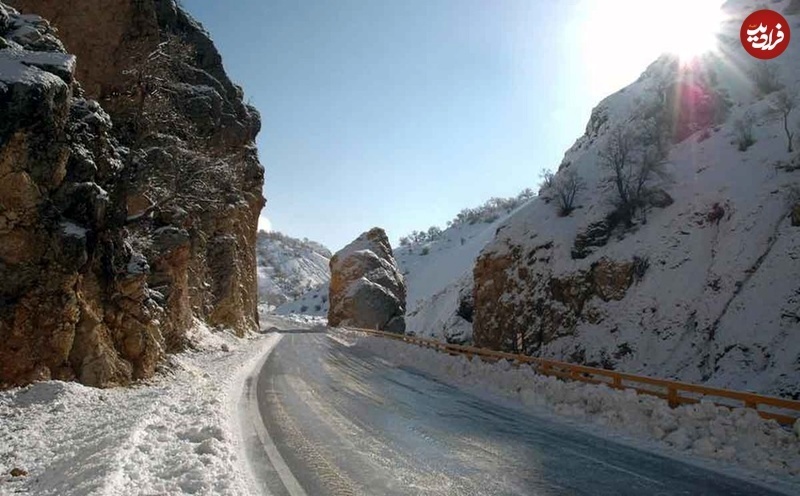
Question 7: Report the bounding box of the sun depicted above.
[654,0,725,60]
[576,0,726,99]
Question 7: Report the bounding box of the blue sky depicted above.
[183,0,676,250]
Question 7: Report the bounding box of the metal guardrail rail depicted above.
[344,327,800,426]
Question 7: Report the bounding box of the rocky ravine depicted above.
[328,228,406,333]
[0,1,264,388]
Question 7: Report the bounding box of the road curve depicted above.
[244,331,789,496]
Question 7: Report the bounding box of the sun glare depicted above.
[654,0,725,59]
[577,0,726,100]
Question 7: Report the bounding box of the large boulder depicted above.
[328,228,406,333]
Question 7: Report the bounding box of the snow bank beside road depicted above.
[0,321,278,496]
[338,330,800,484]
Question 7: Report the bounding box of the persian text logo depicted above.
[740,9,790,59]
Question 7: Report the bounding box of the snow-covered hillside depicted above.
[471,0,800,397]
[394,192,536,342]
[274,192,534,335]
[274,283,330,317]
[256,231,331,310]
[395,217,514,343]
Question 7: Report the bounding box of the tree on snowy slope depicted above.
[599,102,670,225]
[768,89,797,153]
[540,168,584,216]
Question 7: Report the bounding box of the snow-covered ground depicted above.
[274,283,330,317]
[333,329,800,489]
[0,319,282,496]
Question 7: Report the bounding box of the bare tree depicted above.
[599,124,668,224]
[598,126,636,209]
[118,35,246,226]
[538,169,555,194]
[769,90,797,153]
[552,169,584,216]
[120,35,196,148]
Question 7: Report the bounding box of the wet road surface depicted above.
[245,332,788,496]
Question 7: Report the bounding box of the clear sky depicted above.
[182,0,721,251]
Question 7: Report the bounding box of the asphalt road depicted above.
[244,331,790,496]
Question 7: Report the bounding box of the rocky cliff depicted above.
[0,1,264,388]
[328,228,406,333]
[472,0,800,397]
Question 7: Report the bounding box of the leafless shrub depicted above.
[552,169,584,216]
[749,63,784,96]
[787,183,800,205]
[538,169,555,195]
[733,111,756,151]
[632,255,650,283]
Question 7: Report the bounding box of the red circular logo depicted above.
[740,10,791,59]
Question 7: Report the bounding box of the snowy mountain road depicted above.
[243,331,788,496]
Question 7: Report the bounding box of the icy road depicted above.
[241,331,787,496]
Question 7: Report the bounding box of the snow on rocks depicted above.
[340,331,800,483]
[0,320,277,495]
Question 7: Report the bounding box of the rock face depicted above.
[474,242,639,360]
[328,228,406,333]
[0,1,264,388]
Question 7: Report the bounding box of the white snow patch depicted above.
[60,221,87,238]
[0,320,278,495]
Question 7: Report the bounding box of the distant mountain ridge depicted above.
[256,231,331,309]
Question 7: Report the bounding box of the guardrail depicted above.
[344,327,800,426]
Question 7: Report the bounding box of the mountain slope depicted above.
[274,193,532,326]
[396,215,516,343]
[256,231,331,309]
[473,0,800,396]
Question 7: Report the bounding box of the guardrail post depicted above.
[612,375,622,389]
[668,386,678,408]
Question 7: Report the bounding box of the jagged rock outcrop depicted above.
[328,228,406,333]
[0,1,264,388]
[474,242,638,357]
